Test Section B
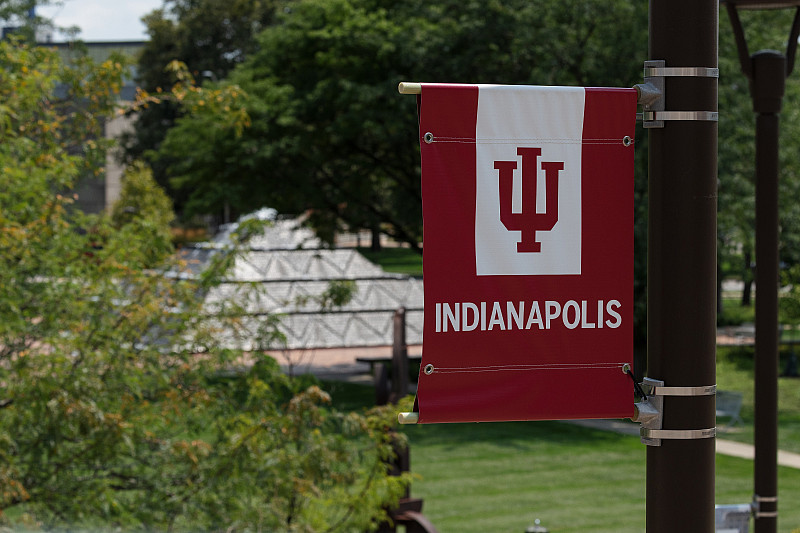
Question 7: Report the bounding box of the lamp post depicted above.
[647,2,718,532]
[722,2,800,532]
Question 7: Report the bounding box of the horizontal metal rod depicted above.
[643,66,719,78]
[398,82,421,94]
[399,81,662,108]
[398,412,419,424]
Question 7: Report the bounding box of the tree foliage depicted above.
[148,0,651,343]
[110,161,176,266]
[153,0,648,251]
[0,0,53,41]
[718,8,800,311]
[0,38,408,531]
[122,0,283,219]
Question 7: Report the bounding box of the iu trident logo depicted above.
[494,147,564,253]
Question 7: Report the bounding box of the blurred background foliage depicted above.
[0,29,409,531]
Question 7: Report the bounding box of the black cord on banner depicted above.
[626,368,647,401]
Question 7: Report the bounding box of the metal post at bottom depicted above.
[752,52,785,533]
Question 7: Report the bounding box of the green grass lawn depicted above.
[402,420,800,533]
[718,296,756,326]
[323,375,800,533]
[321,288,800,531]
[357,246,423,276]
[716,345,800,455]
[402,421,647,533]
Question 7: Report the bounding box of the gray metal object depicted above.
[643,66,720,78]
[633,378,718,446]
[640,427,716,440]
[525,519,549,533]
[642,110,719,122]
[632,378,664,446]
[753,495,778,519]
[648,384,717,396]
[639,59,720,128]
[641,60,666,128]
[715,504,752,533]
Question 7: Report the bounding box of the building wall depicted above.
[45,41,145,212]
[104,113,137,210]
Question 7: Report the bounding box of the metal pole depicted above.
[722,5,800,529]
[391,307,409,403]
[751,50,785,533]
[647,1,718,531]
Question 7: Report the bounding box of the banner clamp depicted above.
[642,111,719,122]
[636,60,718,128]
[646,383,717,397]
[631,377,717,446]
[643,66,719,78]
[640,427,717,440]
[753,494,778,519]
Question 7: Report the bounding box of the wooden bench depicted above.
[716,390,744,428]
[356,354,422,374]
[356,354,422,405]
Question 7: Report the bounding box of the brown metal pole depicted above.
[391,307,409,403]
[647,1,718,531]
[751,50,785,533]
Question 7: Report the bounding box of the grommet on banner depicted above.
[423,364,435,375]
[424,132,434,144]
[622,136,633,146]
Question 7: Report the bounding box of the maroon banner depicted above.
[415,83,638,423]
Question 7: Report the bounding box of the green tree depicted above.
[717,8,800,313]
[110,161,176,266]
[0,0,53,41]
[156,0,648,252]
[0,38,407,531]
[122,0,283,221]
[150,0,652,347]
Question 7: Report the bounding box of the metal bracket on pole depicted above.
[635,60,719,128]
[636,60,666,127]
[632,377,665,446]
[752,494,778,519]
[643,65,719,78]
[642,110,719,123]
[631,377,717,446]
[645,383,716,397]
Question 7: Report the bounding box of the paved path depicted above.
[276,344,423,381]
[568,419,800,469]
[278,329,800,469]
[282,350,800,470]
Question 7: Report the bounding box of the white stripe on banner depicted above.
[475,85,585,276]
